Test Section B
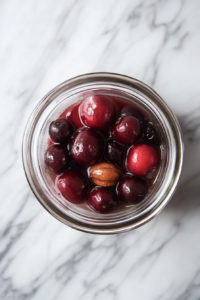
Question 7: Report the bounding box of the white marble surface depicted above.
[1,0,200,299]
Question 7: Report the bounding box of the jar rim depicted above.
[22,72,183,234]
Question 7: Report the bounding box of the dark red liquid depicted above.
[47,95,161,212]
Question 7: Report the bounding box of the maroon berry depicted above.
[121,105,144,121]
[126,144,160,177]
[112,116,141,146]
[106,140,125,167]
[145,123,160,145]
[45,144,70,174]
[117,175,148,204]
[59,102,83,129]
[49,119,74,144]
[88,187,118,213]
[79,95,116,130]
[57,170,88,204]
[70,128,103,166]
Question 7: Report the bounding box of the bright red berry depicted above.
[126,144,160,176]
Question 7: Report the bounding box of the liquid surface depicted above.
[46,95,161,213]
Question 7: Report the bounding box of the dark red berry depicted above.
[57,170,88,204]
[117,175,148,204]
[49,119,74,144]
[45,144,70,174]
[88,187,118,213]
[145,123,160,145]
[121,105,144,121]
[112,116,141,146]
[59,102,83,129]
[106,140,125,167]
[126,144,160,177]
[70,128,103,166]
[79,95,116,130]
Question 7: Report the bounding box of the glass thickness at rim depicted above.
[22,72,183,234]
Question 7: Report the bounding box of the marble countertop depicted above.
[1,0,200,299]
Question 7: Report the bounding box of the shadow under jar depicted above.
[22,73,183,234]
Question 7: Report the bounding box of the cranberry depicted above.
[59,102,83,129]
[126,144,160,177]
[45,144,70,174]
[70,127,103,166]
[145,123,160,145]
[106,140,125,167]
[88,187,118,213]
[121,105,144,121]
[57,170,88,204]
[117,175,148,204]
[49,119,74,144]
[79,95,116,130]
[112,116,141,146]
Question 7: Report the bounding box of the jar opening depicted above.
[22,73,183,233]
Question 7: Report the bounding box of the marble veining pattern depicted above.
[0,0,200,299]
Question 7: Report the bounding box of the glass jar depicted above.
[22,73,183,234]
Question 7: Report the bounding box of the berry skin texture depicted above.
[45,144,70,174]
[106,140,125,167]
[57,170,88,204]
[126,144,160,177]
[79,95,116,130]
[59,102,83,129]
[88,187,118,213]
[70,127,103,166]
[49,119,74,144]
[117,175,148,204]
[112,116,141,146]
